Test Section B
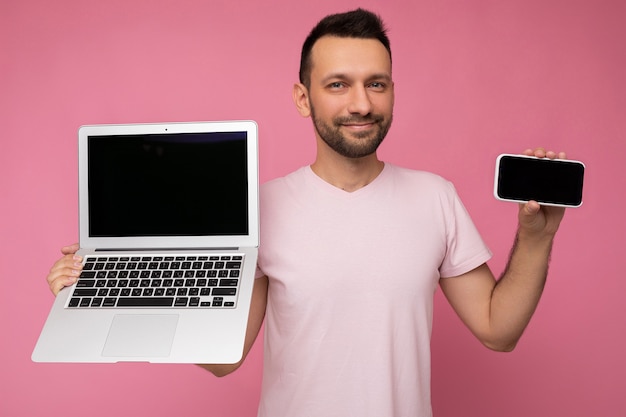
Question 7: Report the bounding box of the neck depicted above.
[311,151,384,192]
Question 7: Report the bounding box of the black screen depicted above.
[88,132,248,237]
[497,156,584,206]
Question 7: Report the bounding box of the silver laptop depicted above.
[32,120,259,363]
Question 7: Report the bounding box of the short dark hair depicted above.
[299,8,392,88]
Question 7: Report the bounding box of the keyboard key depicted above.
[73,289,97,297]
[174,297,188,307]
[117,297,174,307]
[213,288,237,296]
[103,298,117,307]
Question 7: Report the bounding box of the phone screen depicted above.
[495,154,585,207]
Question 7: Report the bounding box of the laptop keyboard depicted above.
[67,254,243,308]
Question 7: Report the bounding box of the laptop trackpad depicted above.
[103,314,179,358]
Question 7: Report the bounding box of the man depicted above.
[47,9,566,416]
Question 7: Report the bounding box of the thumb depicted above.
[518,201,542,229]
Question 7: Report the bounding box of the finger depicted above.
[47,266,80,295]
[521,200,541,216]
[50,275,77,296]
[48,254,83,277]
[47,255,83,295]
[542,150,567,160]
[61,243,80,255]
[46,263,81,285]
[532,148,547,158]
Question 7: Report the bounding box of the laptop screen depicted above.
[87,131,249,237]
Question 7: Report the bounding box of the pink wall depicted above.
[2,0,624,416]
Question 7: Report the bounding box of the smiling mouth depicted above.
[336,114,383,127]
[343,122,375,129]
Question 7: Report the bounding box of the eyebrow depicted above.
[320,72,393,85]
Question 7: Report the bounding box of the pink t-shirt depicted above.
[255,164,492,417]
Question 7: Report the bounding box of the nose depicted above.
[346,84,373,116]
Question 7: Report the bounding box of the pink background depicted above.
[2,0,624,416]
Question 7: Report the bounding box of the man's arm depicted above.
[198,275,268,376]
[439,149,566,352]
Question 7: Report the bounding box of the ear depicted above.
[292,83,311,118]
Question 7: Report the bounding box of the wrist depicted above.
[516,226,556,249]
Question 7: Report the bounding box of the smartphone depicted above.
[494,154,585,207]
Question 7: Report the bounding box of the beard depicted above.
[310,105,393,159]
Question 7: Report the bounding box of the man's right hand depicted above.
[46,243,82,296]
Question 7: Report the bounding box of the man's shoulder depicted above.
[385,163,451,188]
[260,166,308,194]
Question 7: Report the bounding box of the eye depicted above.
[368,81,386,90]
[328,81,345,90]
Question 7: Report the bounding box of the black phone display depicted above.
[494,154,585,207]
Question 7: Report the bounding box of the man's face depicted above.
[306,36,394,159]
